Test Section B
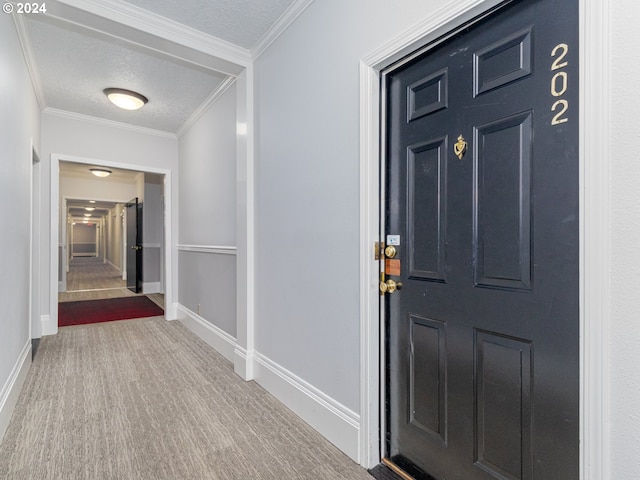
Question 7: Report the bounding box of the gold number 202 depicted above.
[551,43,569,125]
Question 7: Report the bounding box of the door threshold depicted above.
[368,463,408,480]
[381,458,414,480]
[369,458,418,480]
[369,457,437,480]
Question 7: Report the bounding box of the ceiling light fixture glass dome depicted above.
[104,88,148,110]
[90,168,112,178]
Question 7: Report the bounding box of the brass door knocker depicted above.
[454,134,467,160]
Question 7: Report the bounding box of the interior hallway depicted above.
[59,257,163,309]
[0,315,372,480]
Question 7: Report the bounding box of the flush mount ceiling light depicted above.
[104,88,148,110]
[90,168,112,178]
[85,207,95,211]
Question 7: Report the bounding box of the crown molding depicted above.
[11,13,46,111]
[54,0,250,73]
[43,107,177,139]
[252,0,315,60]
[177,76,237,138]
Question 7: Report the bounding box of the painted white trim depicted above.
[11,13,45,110]
[43,108,177,139]
[177,244,237,255]
[41,314,55,337]
[253,351,360,461]
[359,0,607,473]
[0,341,31,442]
[30,142,42,340]
[54,0,251,71]
[579,0,611,477]
[49,158,60,335]
[50,154,176,336]
[233,346,254,381]
[251,0,315,59]
[361,0,505,69]
[176,304,236,362]
[177,76,237,138]
[234,66,256,382]
[358,58,383,467]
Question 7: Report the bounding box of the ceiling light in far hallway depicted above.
[90,168,112,178]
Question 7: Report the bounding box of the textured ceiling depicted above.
[24,14,228,132]
[122,0,295,49]
[20,0,299,133]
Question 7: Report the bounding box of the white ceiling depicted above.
[17,0,301,134]
[121,0,295,49]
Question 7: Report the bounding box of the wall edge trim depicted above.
[177,244,237,255]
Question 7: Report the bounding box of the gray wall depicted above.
[0,14,41,440]
[72,223,96,255]
[178,84,237,336]
[143,174,164,291]
[253,0,445,414]
[610,1,640,476]
[106,204,124,270]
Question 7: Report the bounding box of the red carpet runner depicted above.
[58,296,164,327]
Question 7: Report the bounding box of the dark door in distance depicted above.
[126,197,143,293]
[383,0,579,478]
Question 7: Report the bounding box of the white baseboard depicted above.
[253,352,361,462]
[143,282,161,294]
[0,341,31,443]
[233,346,255,381]
[176,304,236,362]
[41,314,56,336]
[165,302,178,320]
[175,305,361,462]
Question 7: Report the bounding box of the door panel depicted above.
[407,138,447,282]
[474,111,532,290]
[474,331,533,479]
[383,1,579,479]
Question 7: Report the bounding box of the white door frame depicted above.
[48,154,175,336]
[358,0,611,477]
[30,143,41,340]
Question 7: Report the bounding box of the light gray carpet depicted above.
[0,316,373,480]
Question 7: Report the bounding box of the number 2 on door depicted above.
[551,43,569,125]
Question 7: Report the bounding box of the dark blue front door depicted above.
[383,1,579,478]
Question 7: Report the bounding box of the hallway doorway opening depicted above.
[48,155,174,335]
